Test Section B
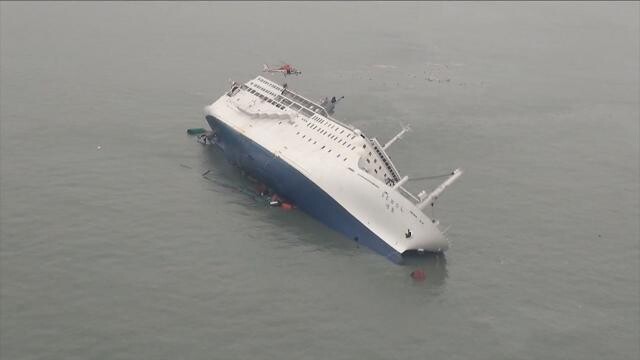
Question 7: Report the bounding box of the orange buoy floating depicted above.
[281,203,294,210]
[410,269,426,281]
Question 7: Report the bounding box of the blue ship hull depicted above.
[205,115,402,263]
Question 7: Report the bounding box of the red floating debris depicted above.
[410,269,426,281]
[281,203,294,210]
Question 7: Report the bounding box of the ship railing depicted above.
[256,76,360,133]
[279,89,355,131]
[370,138,401,182]
[281,89,328,116]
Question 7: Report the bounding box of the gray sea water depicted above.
[1,2,638,359]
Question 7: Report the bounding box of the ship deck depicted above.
[236,76,404,190]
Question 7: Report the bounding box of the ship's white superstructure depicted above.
[203,75,462,262]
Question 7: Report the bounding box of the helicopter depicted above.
[263,63,302,76]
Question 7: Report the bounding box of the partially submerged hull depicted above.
[206,115,403,262]
[201,75,461,263]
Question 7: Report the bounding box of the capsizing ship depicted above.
[202,74,462,263]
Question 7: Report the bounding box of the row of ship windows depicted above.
[243,84,326,122]
[292,131,389,178]
[243,83,397,181]
[243,85,286,110]
[306,119,389,178]
[256,77,283,93]
[245,81,404,189]
[294,130,350,162]
[241,85,361,153]
[292,126,399,191]
[281,89,329,117]
[310,115,357,141]
[303,122,358,151]
[371,145,398,181]
[250,82,279,98]
[248,80,355,146]
[246,82,352,143]
[249,81,319,120]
